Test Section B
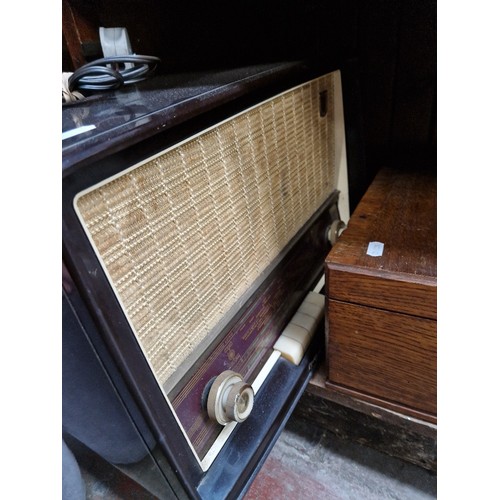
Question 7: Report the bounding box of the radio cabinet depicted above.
[324,168,437,424]
[63,63,354,499]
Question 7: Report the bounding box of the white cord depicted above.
[62,72,85,103]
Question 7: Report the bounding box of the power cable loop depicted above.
[68,55,161,92]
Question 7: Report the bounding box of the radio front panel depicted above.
[63,65,350,497]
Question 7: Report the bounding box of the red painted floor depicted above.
[244,454,342,500]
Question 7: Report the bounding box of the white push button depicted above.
[273,290,325,365]
[290,311,317,333]
[273,336,304,365]
[281,323,311,347]
[303,291,325,308]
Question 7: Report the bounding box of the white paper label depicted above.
[367,241,384,257]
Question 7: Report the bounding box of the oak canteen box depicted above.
[324,168,437,424]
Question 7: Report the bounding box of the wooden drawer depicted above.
[327,300,436,420]
[324,167,437,423]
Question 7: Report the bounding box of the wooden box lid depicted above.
[325,168,437,320]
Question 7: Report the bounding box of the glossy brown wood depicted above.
[324,168,437,423]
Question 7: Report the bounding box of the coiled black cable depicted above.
[68,55,161,92]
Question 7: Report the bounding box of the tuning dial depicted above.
[327,219,346,245]
[206,370,254,425]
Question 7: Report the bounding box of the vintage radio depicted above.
[62,62,352,498]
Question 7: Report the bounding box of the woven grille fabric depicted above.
[76,73,336,386]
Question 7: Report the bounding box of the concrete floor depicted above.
[244,414,436,500]
[74,409,436,499]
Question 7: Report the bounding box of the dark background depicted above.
[63,0,436,192]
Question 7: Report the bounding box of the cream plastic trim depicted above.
[333,70,350,223]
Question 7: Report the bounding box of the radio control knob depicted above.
[327,219,346,245]
[206,370,254,425]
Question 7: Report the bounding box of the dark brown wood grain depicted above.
[328,269,436,319]
[325,168,437,319]
[295,389,437,471]
[308,365,437,438]
[324,168,437,423]
[62,0,100,70]
[327,300,436,421]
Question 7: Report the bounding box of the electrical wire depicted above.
[67,55,161,93]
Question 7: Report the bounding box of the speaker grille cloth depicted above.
[76,73,336,385]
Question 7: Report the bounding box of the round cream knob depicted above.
[327,219,346,245]
[206,370,254,425]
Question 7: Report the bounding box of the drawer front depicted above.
[327,300,436,417]
[326,268,437,320]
